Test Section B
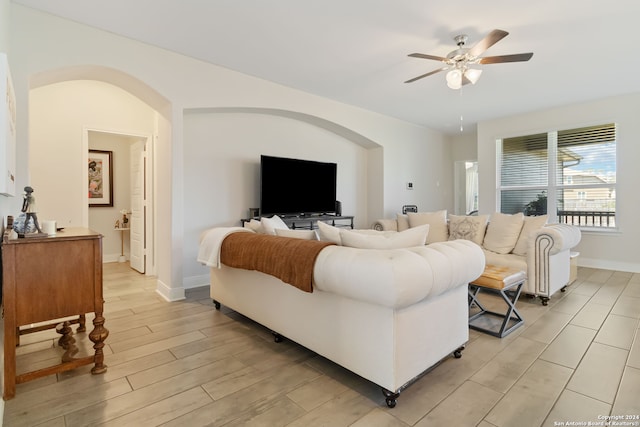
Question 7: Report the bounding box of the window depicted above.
[498,123,616,228]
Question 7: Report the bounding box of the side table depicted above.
[468,265,526,338]
[114,227,130,262]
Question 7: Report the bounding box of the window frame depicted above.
[497,123,617,230]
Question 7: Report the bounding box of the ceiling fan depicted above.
[405,29,533,89]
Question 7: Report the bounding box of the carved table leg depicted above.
[56,321,80,362]
[89,313,109,374]
[56,321,74,349]
[61,336,79,362]
[77,314,87,332]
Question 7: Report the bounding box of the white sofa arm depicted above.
[526,223,581,302]
[372,219,398,231]
[313,240,485,309]
[532,223,582,256]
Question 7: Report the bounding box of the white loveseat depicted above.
[373,211,582,305]
[200,225,485,407]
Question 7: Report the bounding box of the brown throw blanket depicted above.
[220,233,335,292]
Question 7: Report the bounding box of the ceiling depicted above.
[12,0,640,135]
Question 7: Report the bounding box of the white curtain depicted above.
[466,162,478,214]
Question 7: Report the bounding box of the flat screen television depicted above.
[260,155,337,216]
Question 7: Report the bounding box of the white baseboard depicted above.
[103,253,127,263]
[183,274,209,289]
[155,279,186,302]
[578,257,640,274]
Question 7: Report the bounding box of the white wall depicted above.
[28,80,155,218]
[449,131,478,163]
[478,93,640,272]
[0,0,8,53]
[182,111,370,285]
[11,5,452,299]
[0,0,11,229]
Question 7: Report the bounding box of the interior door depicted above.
[130,140,145,273]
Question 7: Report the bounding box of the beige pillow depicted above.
[396,213,410,231]
[512,215,548,256]
[316,220,342,245]
[407,210,448,244]
[448,214,489,245]
[275,228,318,240]
[483,212,525,254]
[260,215,289,235]
[339,224,429,249]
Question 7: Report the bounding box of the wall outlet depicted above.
[406,182,413,190]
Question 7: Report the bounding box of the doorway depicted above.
[87,129,155,274]
[454,160,479,215]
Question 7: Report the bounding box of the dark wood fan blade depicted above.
[404,67,447,83]
[408,53,448,62]
[479,53,534,64]
[468,29,509,57]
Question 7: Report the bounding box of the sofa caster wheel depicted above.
[213,300,221,310]
[382,389,399,408]
[540,296,549,306]
[561,286,567,292]
[453,345,465,359]
[272,332,283,343]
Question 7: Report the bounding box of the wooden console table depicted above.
[1,227,108,399]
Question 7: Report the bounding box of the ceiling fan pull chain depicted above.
[459,88,464,132]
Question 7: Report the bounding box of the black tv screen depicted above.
[260,155,337,216]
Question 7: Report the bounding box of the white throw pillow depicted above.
[483,212,525,254]
[275,228,318,240]
[512,215,548,256]
[260,215,289,235]
[244,219,264,233]
[339,224,429,249]
[407,210,448,244]
[316,221,343,245]
[448,214,489,246]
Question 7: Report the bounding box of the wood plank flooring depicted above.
[3,263,639,426]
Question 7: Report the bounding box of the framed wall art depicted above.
[88,149,113,207]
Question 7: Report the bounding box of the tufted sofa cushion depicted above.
[313,239,485,309]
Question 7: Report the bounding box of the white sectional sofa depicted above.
[373,210,582,305]
[200,225,485,407]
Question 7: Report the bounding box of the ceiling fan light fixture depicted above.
[464,68,482,84]
[446,69,462,89]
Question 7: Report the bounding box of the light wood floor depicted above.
[3,263,640,426]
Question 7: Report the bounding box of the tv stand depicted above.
[241,215,354,230]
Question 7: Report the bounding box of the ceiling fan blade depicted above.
[468,29,509,57]
[408,53,448,62]
[404,67,447,83]
[478,53,534,64]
